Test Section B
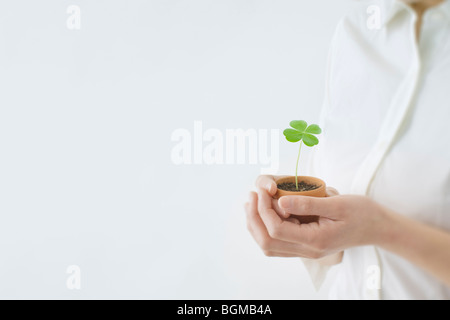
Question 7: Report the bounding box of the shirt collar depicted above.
[380,0,450,27]
[380,0,408,27]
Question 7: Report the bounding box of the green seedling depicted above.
[283,120,322,190]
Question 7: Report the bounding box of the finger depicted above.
[256,191,334,247]
[257,188,315,243]
[326,187,340,197]
[278,195,335,219]
[257,187,284,232]
[247,190,313,255]
[255,175,277,196]
[245,192,259,234]
[272,197,289,218]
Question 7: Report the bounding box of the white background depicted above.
[0,0,356,299]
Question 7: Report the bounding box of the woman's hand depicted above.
[245,175,388,260]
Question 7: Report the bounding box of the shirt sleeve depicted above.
[301,258,333,290]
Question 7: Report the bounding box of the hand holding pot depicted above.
[246,175,388,259]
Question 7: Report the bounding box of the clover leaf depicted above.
[283,120,322,190]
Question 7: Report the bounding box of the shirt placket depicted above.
[349,11,422,300]
[350,21,421,198]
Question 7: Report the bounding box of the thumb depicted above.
[278,196,333,218]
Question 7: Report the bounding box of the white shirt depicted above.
[305,0,450,300]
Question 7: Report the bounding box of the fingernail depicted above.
[266,183,273,194]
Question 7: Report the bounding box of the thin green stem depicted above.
[295,141,303,190]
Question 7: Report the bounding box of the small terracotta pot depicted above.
[274,176,327,224]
